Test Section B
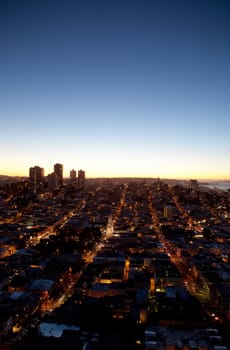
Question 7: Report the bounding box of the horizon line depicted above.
[0,174,230,182]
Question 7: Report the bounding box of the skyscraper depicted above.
[54,163,63,186]
[78,169,85,189]
[189,179,198,191]
[48,172,58,189]
[70,169,77,182]
[29,166,44,194]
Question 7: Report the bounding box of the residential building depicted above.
[54,163,63,186]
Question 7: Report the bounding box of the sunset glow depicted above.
[1,0,230,180]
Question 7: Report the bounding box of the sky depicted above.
[0,0,230,180]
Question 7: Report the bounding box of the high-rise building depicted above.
[54,163,63,186]
[70,169,77,182]
[189,179,198,191]
[78,169,85,189]
[29,166,44,193]
[48,172,58,189]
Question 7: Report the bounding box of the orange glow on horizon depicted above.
[1,166,230,182]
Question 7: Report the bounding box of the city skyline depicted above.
[1,0,230,180]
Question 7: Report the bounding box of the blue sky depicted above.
[1,0,230,179]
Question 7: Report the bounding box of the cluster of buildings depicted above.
[29,164,85,193]
[0,177,229,349]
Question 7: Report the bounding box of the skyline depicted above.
[1,0,230,180]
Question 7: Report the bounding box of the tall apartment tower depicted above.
[54,163,63,186]
[189,179,198,191]
[29,166,44,193]
[48,172,58,189]
[78,169,85,189]
[70,169,77,182]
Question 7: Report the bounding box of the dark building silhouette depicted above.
[54,163,63,187]
[47,172,58,189]
[70,169,77,182]
[29,166,44,194]
[78,169,85,189]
